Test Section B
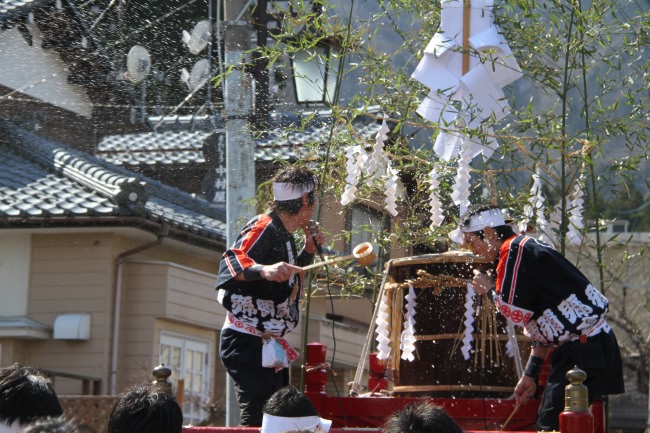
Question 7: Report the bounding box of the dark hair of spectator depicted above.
[20,417,90,433]
[0,364,63,427]
[106,386,183,433]
[461,204,515,241]
[269,168,318,215]
[382,400,464,433]
[263,386,319,418]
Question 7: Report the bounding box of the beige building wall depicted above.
[27,232,114,394]
[119,261,224,394]
[19,231,224,395]
[0,231,31,316]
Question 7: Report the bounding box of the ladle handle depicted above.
[302,253,356,271]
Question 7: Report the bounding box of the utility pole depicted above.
[224,26,255,244]
[223,2,256,426]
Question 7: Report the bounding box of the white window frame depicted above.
[159,332,211,425]
[348,205,383,255]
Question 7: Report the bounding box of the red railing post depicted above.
[368,352,388,393]
[304,342,328,412]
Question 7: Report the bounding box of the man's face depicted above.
[464,229,499,261]
[298,193,317,226]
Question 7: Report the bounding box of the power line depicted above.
[105,0,201,49]
[89,0,118,31]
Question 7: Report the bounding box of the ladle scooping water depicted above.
[302,242,376,271]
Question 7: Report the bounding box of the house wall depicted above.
[118,261,224,393]
[329,298,373,325]
[0,232,31,316]
[18,231,224,395]
[154,319,225,401]
[0,340,28,367]
[26,232,114,394]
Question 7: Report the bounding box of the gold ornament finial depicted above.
[564,365,589,412]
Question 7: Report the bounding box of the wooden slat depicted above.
[415,334,531,342]
[462,0,471,75]
[394,384,514,393]
[60,396,118,433]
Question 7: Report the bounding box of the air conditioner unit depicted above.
[53,314,91,340]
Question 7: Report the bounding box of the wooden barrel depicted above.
[382,252,530,398]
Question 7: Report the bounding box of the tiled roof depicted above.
[96,114,383,167]
[96,130,210,166]
[0,123,226,246]
[95,131,210,166]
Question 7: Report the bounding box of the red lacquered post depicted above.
[559,366,594,433]
[368,352,388,393]
[304,342,328,395]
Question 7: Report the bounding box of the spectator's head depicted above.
[261,386,331,433]
[19,417,89,433]
[382,401,463,433]
[107,386,182,433]
[0,364,63,433]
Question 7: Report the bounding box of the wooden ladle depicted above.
[302,242,376,271]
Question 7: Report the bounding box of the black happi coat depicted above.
[494,234,610,344]
[216,212,313,337]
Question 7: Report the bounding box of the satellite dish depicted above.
[182,20,210,55]
[181,58,210,91]
[126,45,151,84]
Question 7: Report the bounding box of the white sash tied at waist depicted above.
[223,313,299,365]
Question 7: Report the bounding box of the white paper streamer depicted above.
[505,321,523,378]
[566,177,585,246]
[541,203,562,247]
[412,0,521,127]
[460,282,476,361]
[340,118,403,211]
[450,149,473,217]
[428,167,445,228]
[366,118,390,185]
[523,169,550,237]
[341,146,363,206]
[375,291,392,361]
[384,160,399,217]
[434,130,462,162]
[400,283,417,362]
[411,0,522,216]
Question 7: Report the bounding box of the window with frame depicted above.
[348,205,382,257]
[159,332,210,425]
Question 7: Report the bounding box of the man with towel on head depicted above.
[216,167,325,426]
[449,204,624,431]
[261,386,332,433]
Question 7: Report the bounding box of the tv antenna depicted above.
[125,44,151,84]
[182,20,210,55]
[126,45,152,124]
[181,58,211,91]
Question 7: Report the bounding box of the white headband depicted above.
[261,414,332,433]
[273,182,315,201]
[449,208,506,244]
[0,422,21,433]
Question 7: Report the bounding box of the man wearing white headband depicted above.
[451,205,624,431]
[215,167,325,426]
[261,386,332,433]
